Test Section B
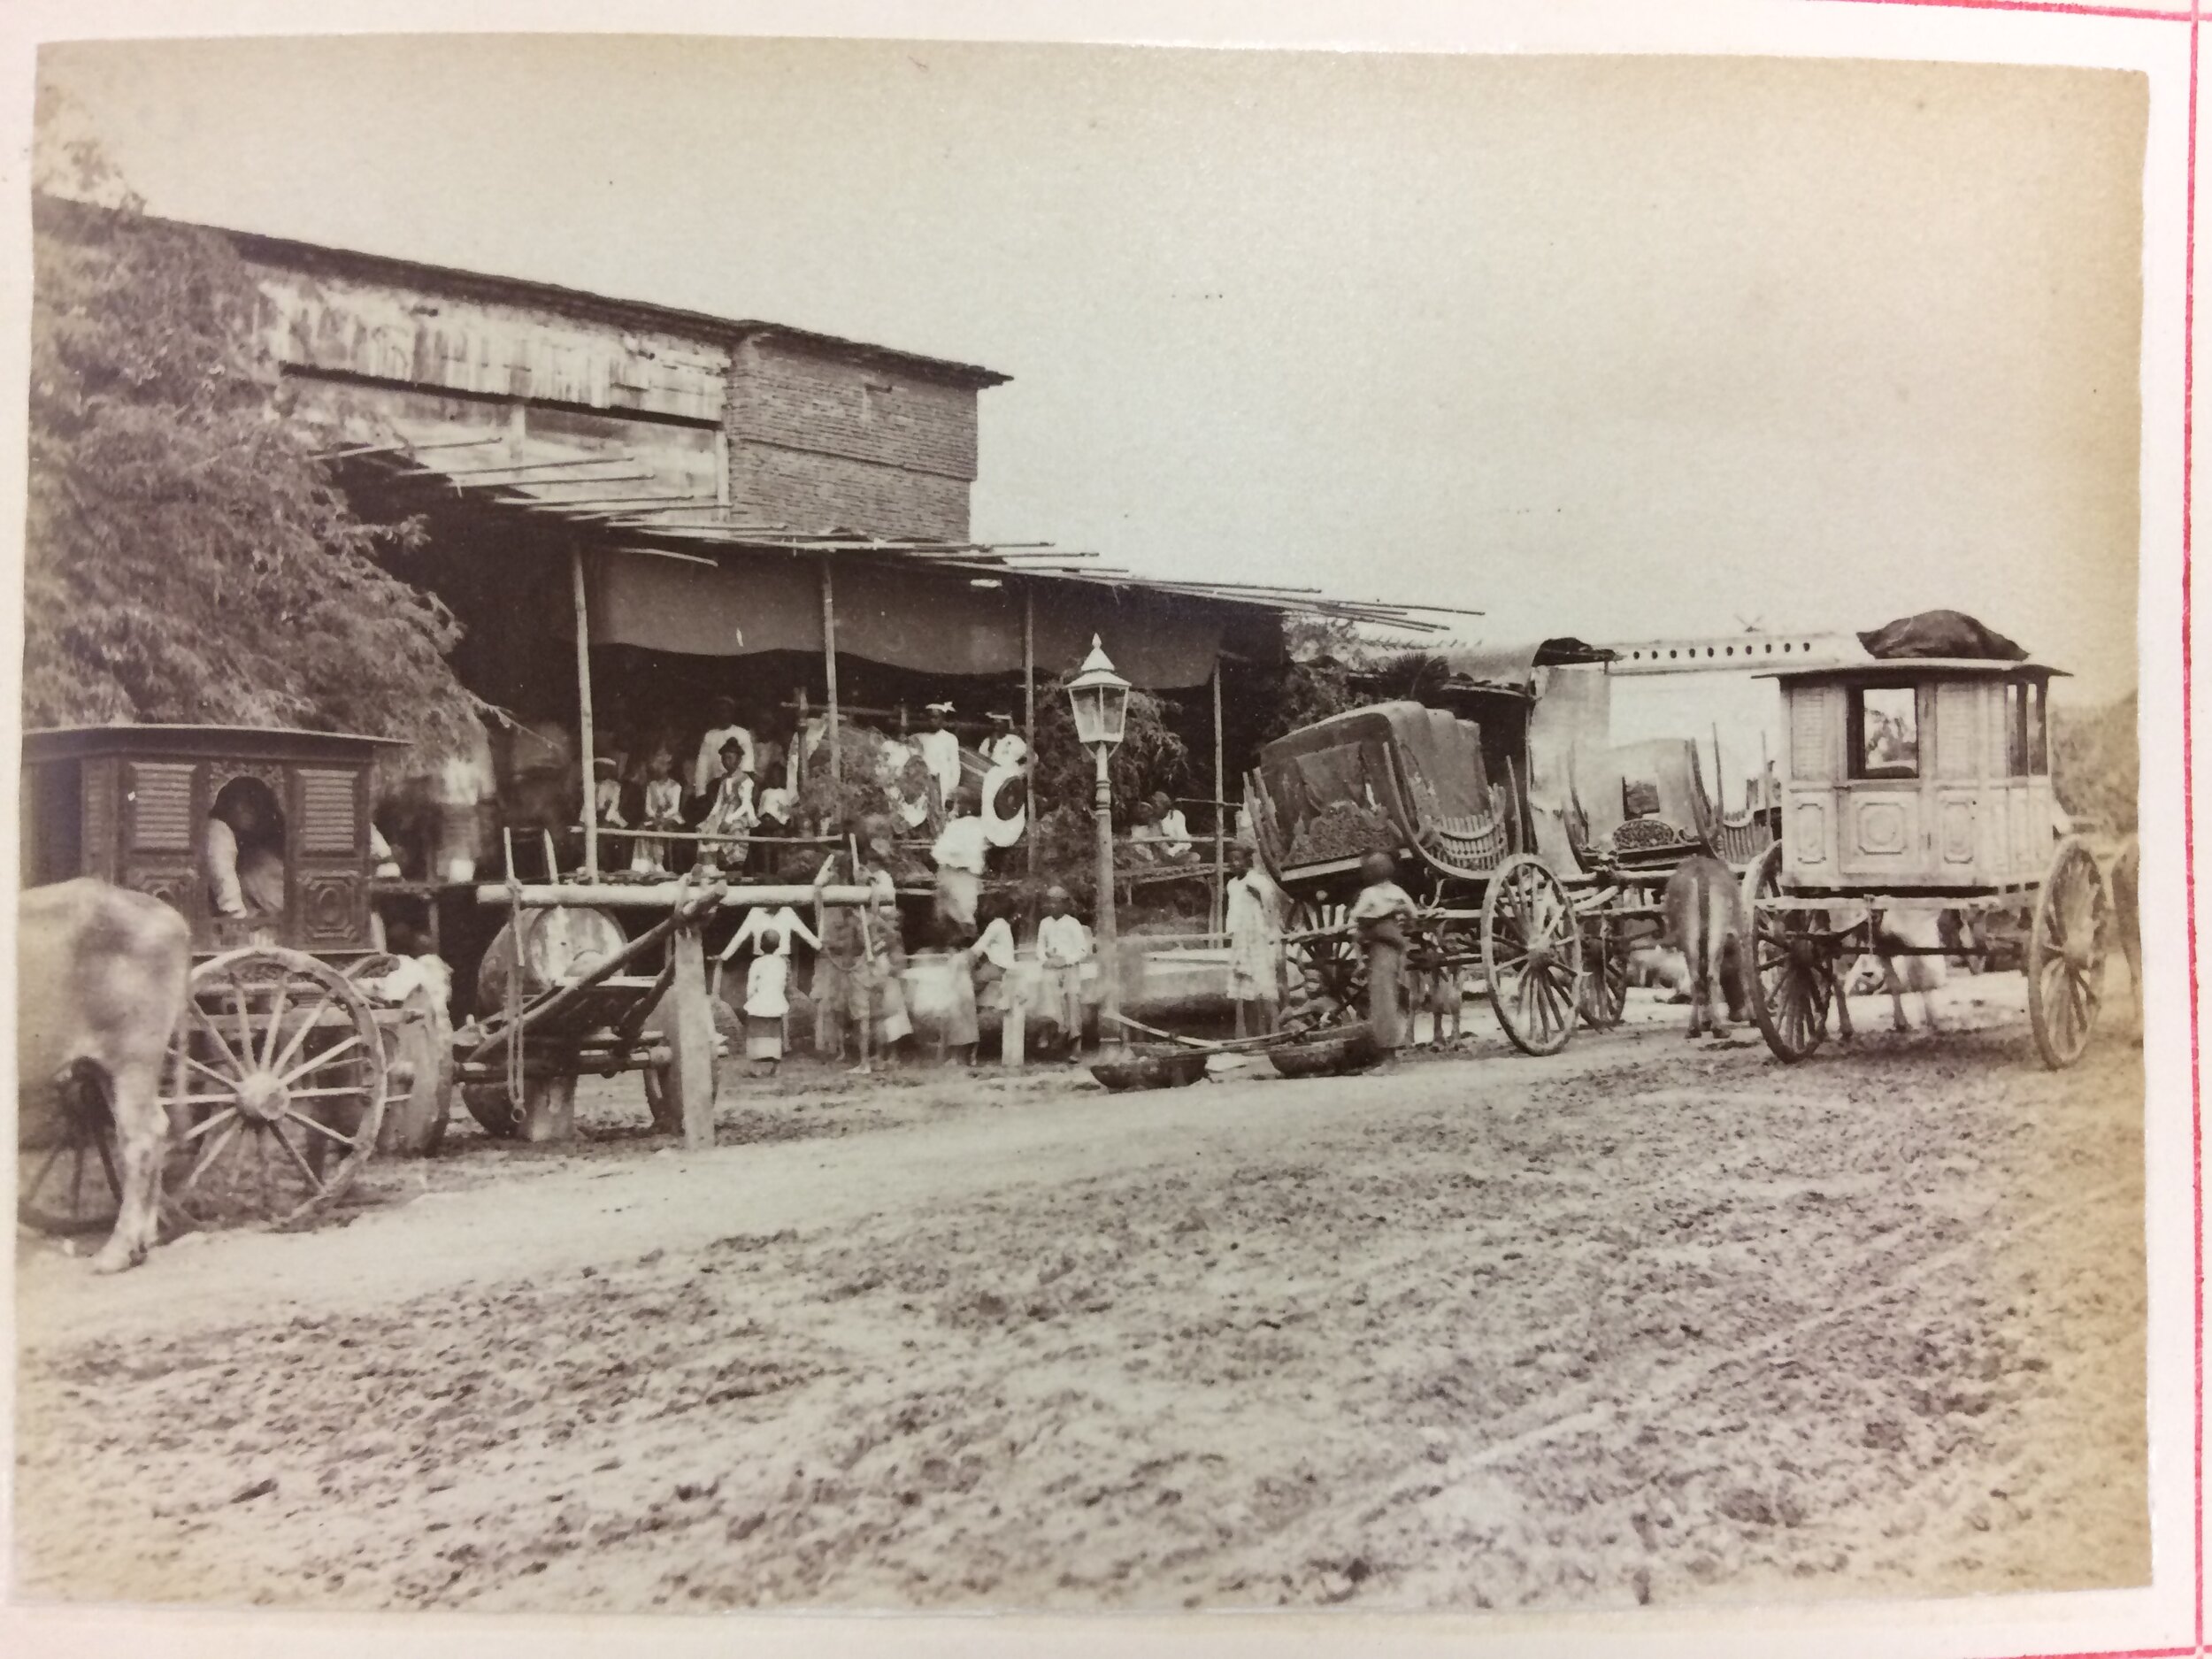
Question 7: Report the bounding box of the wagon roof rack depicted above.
[1753,657,2068,683]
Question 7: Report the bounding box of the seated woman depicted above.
[204,780,287,918]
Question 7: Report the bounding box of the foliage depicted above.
[24,105,477,757]
[1029,671,1190,823]
[2051,692,2139,835]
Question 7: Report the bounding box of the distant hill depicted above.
[2051,691,2138,835]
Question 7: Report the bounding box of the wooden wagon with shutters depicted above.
[1245,640,1777,1055]
[1740,649,2127,1070]
[16,725,452,1236]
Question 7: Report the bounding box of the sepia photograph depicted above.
[0,7,2193,1655]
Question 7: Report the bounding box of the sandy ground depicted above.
[11,972,2147,1615]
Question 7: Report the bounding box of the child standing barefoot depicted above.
[743,927,787,1078]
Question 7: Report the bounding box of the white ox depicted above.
[1841,908,1949,1033]
[18,879,192,1272]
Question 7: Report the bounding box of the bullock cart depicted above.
[1245,641,1773,1056]
[453,878,875,1143]
[18,726,442,1236]
[1741,653,2128,1071]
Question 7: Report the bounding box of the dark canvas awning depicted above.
[555,547,1234,689]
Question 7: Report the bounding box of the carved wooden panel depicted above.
[299,872,365,948]
[298,768,361,854]
[126,763,197,852]
[81,760,119,880]
[128,867,196,916]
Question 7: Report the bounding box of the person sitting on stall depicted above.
[204,782,287,919]
[1125,800,1165,867]
[1035,885,1094,1061]
[691,695,754,797]
[632,748,686,876]
[1150,792,1195,862]
[1225,841,1286,1037]
[1348,851,1417,1060]
[741,927,788,1079]
[930,788,989,939]
[589,757,626,872]
[754,741,795,832]
[696,738,757,874]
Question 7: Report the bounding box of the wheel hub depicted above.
[235,1071,290,1125]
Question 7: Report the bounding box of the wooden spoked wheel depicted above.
[1481,855,1582,1056]
[345,956,456,1158]
[1743,842,1834,1064]
[1576,911,1629,1030]
[2027,836,2108,1071]
[1287,899,1367,1027]
[18,1065,124,1236]
[162,948,388,1228]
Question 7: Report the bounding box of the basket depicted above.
[1267,1024,1383,1079]
[1089,1044,1210,1092]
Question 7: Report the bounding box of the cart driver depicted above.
[204,786,287,918]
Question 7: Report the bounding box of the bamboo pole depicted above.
[822,559,842,790]
[1211,656,1227,934]
[1024,582,1039,890]
[572,543,599,881]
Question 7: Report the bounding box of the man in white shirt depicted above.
[1034,885,1093,1060]
[917,703,964,803]
[1151,792,1194,861]
[691,695,754,797]
[930,790,989,936]
[1225,841,1286,1036]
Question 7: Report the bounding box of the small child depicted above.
[634,749,685,876]
[743,927,788,1077]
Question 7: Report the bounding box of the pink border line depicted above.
[1825,0,2194,21]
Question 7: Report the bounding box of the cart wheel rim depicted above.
[2028,838,2107,1069]
[162,947,388,1228]
[1744,842,1831,1063]
[17,1072,126,1235]
[1576,913,1629,1029]
[1483,856,1581,1056]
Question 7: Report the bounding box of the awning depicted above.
[1435,637,1613,695]
[554,548,1233,689]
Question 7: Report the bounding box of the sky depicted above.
[37,36,2150,701]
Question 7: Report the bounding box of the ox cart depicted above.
[18,726,431,1235]
[1742,650,2129,1071]
[1246,641,1775,1055]
[18,725,857,1241]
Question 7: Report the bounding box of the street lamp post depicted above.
[1066,635,1132,1054]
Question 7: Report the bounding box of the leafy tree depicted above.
[2051,692,2139,835]
[24,100,476,757]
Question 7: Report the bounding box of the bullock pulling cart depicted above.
[1741,648,2128,1071]
[18,725,873,1243]
[19,726,427,1235]
[1246,641,1775,1055]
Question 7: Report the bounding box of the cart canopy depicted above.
[1248,701,1493,877]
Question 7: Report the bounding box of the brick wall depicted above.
[726,334,979,540]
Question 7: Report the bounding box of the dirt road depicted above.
[12,979,2147,1615]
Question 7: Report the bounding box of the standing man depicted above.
[692,695,754,797]
[1225,842,1286,1037]
[1348,851,1417,1057]
[1035,884,1093,1061]
[918,702,964,804]
[812,825,910,1072]
[930,788,988,939]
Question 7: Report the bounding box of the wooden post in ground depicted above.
[822,560,842,790]
[572,543,599,881]
[1024,583,1038,895]
[1211,655,1226,934]
[664,922,718,1148]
